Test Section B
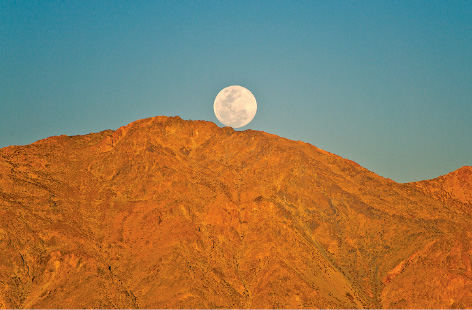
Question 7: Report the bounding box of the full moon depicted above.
[213,85,257,128]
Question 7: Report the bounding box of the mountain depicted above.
[0,116,471,309]
[410,166,472,209]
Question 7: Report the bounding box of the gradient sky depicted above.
[1,1,471,182]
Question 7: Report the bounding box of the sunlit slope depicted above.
[1,116,471,308]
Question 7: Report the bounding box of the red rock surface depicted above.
[0,116,471,308]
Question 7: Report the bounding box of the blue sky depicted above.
[1,1,471,182]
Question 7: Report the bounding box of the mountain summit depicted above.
[1,116,471,308]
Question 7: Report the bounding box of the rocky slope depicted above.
[0,116,471,308]
[410,166,472,212]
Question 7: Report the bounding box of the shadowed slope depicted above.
[0,116,471,308]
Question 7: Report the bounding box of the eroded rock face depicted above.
[0,116,471,308]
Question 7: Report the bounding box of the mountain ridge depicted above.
[1,115,471,308]
[410,166,472,204]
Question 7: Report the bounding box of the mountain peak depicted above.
[1,116,471,309]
